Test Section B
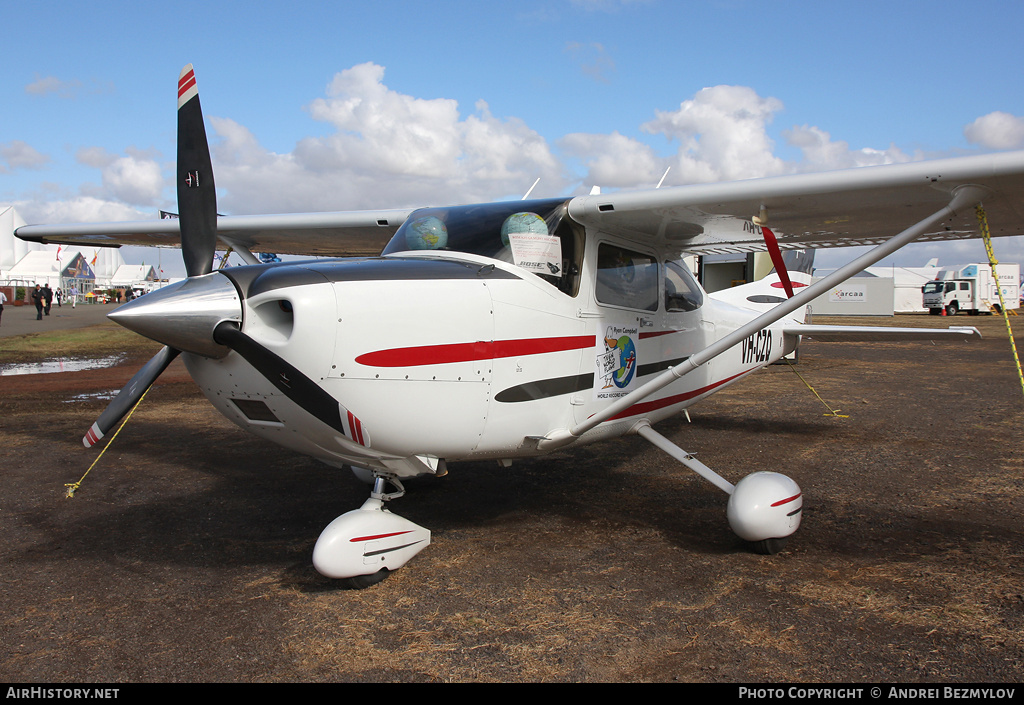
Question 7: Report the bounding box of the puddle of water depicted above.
[65,390,121,403]
[0,354,127,376]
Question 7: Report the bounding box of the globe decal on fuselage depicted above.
[613,336,636,388]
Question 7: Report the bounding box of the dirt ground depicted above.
[1,313,1023,683]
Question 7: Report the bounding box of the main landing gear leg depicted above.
[633,422,803,554]
[312,471,431,589]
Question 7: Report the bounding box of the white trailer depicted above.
[922,262,1020,316]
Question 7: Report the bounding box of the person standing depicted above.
[43,284,53,316]
[32,284,44,320]
[70,285,78,308]
[0,289,6,327]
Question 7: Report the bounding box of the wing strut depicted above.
[537,184,990,451]
[634,422,735,494]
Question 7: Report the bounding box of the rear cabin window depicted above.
[664,258,703,312]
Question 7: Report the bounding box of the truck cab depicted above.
[922,279,974,316]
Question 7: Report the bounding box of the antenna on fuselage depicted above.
[656,166,671,189]
[522,178,540,199]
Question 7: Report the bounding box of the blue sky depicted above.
[3,0,1024,277]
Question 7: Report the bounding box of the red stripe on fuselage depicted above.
[355,335,595,368]
[347,410,364,446]
[604,368,755,421]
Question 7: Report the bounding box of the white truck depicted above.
[922,262,1020,316]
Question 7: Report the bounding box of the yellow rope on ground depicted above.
[975,204,1024,399]
[783,359,849,417]
[65,385,153,498]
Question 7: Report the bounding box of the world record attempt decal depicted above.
[595,323,640,401]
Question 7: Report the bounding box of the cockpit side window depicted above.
[664,257,703,312]
[595,243,658,311]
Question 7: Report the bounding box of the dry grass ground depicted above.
[1,314,1022,682]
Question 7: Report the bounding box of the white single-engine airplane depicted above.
[17,66,1024,587]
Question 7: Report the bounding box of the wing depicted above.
[566,150,1024,254]
[16,150,1024,257]
[15,208,416,257]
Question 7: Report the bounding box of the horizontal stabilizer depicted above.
[783,324,981,342]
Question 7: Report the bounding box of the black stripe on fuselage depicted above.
[494,355,690,403]
[638,355,689,377]
[495,374,594,403]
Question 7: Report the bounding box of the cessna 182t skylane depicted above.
[17,65,1024,588]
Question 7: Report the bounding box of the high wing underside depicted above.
[15,150,1024,257]
[568,150,1024,254]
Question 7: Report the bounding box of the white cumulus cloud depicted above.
[13,196,150,225]
[559,131,663,189]
[783,125,911,171]
[964,111,1024,149]
[1,140,50,172]
[641,85,788,183]
[25,75,82,98]
[75,147,165,207]
[210,62,566,213]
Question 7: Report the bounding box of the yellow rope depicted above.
[217,246,234,270]
[784,359,849,417]
[975,205,1024,399]
[65,385,153,498]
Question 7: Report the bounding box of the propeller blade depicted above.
[212,322,348,435]
[82,66,217,449]
[177,64,218,277]
[83,346,181,448]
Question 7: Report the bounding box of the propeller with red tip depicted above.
[83,65,219,447]
[86,65,353,448]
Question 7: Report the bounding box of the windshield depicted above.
[383,198,581,294]
[922,282,944,294]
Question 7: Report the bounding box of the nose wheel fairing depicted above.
[313,475,431,583]
[312,498,431,581]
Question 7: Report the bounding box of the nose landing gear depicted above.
[312,474,431,589]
